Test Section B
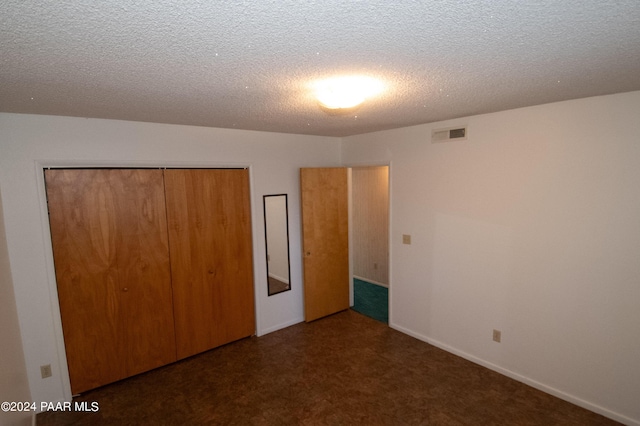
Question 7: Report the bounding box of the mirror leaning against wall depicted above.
[263,194,291,296]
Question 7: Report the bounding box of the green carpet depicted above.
[352,278,388,323]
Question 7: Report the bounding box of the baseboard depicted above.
[389,322,638,426]
[258,317,303,336]
[353,275,388,288]
[268,272,289,285]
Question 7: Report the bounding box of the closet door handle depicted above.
[122,287,129,292]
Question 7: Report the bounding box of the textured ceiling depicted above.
[1,1,640,137]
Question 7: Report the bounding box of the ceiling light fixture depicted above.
[314,75,384,110]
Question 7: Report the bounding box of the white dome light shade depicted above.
[314,76,385,109]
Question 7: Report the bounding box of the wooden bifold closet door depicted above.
[164,169,255,360]
[46,168,255,394]
[45,169,176,394]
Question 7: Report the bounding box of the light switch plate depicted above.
[402,234,411,245]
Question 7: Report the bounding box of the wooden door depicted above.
[300,167,349,322]
[45,169,176,394]
[164,169,255,360]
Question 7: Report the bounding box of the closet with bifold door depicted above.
[45,168,255,394]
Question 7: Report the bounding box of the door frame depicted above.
[35,160,258,400]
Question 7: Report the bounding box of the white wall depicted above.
[0,188,32,426]
[0,113,341,407]
[341,91,640,425]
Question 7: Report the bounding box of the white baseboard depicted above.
[268,273,289,285]
[258,317,303,336]
[389,322,639,426]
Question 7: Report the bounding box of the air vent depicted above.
[431,126,467,143]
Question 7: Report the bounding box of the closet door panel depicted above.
[162,169,211,358]
[46,169,176,394]
[205,169,255,347]
[110,170,177,375]
[164,169,255,360]
[46,169,127,393]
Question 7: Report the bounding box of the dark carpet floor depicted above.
[352,278,389,323]
[37,310,618,425]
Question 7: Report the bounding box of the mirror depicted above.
[263,194,291,296]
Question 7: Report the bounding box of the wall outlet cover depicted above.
[41,364,52,378]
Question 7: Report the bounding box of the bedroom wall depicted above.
[0,113,341,407]
[341,91,640,425]
[0,188,32,426]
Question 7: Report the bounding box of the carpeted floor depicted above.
[353,278,389,323]
[37,310,618,425]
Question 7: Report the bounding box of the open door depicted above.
[300,167,349,322]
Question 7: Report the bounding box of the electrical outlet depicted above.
[402,234,411,245]
[41,364,52,378]
[492,329,501,343]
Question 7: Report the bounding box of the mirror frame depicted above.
[263,194,291,296]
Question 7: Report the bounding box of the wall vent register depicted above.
[431,126,467,142]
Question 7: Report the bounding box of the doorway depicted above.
[300,166,390,323]
[350,166,389,323]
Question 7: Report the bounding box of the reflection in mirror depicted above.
[264,194,291,296]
